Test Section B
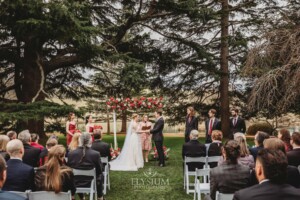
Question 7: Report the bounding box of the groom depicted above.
[150,110,165,167]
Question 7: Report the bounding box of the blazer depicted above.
[0,190,27,200]
[249,165,300,188]
[205,118,221,137]
[2,159,35,192]
[67,147,102,188]
[23,143,41,167]
[91,140,112,162]
[233,181,300,200]
[185,115,198,135]
[35,165,76,195]
[287,148,300,167]
[210,162,250,200]
[230,116,246,134]
[150,117,164,142]
[207,142,223,168]
[182,140,206,171]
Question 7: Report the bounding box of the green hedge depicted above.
[247,122,274,136]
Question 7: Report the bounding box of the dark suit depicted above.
[249,165,300,188]
[182,140,206,171]
[0,190,27,200]
[249,146,263,161]
[150,117,165,165]
[287,148,300,167]
[209,162,250,200]
[23,143,41,167]
[2,159,35,192]
[184,115,198,143]
[91,139,111,168]
[230,117,246,138]
[205,118,221,143]
[233,181,300,200]
[67,147,103,196]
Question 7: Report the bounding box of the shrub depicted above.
[247,123,274,136]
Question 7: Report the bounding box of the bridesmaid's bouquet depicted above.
[110,144,121,160]
[150,145,170,160]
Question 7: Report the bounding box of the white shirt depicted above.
[259,179,270,184]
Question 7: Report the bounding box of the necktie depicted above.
[234,118,237,126]
[209,119,213,135]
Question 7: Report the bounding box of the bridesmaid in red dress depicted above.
[66,112,76,146]
[85,115,95,142]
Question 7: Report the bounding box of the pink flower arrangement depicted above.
[106,96,165,111]
[150,145,170,160]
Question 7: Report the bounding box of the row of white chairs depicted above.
[193,168,234,200]
[10,190,72,200]
[184,156,221,194]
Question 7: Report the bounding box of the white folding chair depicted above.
[72,168,97,200]
[28,191,72,200]
[101,157,110,195]
[194,168,210,200]
[216,191,234,200]
[184,156,207,194]
[9,190,30,199]
[206,156,221,168]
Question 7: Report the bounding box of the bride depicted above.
[110,114,144,171]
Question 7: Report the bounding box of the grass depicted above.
[102,135,194,200]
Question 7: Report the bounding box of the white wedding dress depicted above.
[109,120,144,171]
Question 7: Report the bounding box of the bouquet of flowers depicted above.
[150,145,170,160]
[110,144,121,160]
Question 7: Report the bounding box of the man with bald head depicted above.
[2,139,35,192]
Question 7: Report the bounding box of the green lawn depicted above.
[102,135,194,200]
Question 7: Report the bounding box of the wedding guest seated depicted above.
[233,149,300,200]
[39,137,58,166]
[30,133,44,151]
[35,145,76,197]
[235,136,254,169]
[91,130,111,166]
[68,132,81,152]
[0,156,26,200]
[6,131,17,141]
[287,132,300,167]
[249,138,300,188]
[0,135,10,161]
[205,140,250,200]
[2,139,35,192]
[182,130,206,171]
[18,130,41,167]
[249,131,270,161]
[207,130,223,168]
[67,133,103,200]
[278,129,293,152]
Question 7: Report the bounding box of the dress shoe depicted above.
[159,164,165,167]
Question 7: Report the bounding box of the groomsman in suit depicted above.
[205,109,221,144]
[233,149,300,200]
[150,110,165,167]
[230,109,246,138]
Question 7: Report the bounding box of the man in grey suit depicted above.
[205,140,250,200]
[234,149,300,200]
[150,110,165,167]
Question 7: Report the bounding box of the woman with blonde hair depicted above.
[68,132,81,152]
[235,136,254,169]
[35,145,76,196]
[185,106,198,142]
[0,135,10,161]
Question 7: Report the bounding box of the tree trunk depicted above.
[121,111,127,133]
[16,42,45,138]
[220,0,230,138]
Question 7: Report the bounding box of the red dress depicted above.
[89,126,94,142]
[67,123,76,145]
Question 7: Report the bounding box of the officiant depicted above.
[139,115,152,163]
